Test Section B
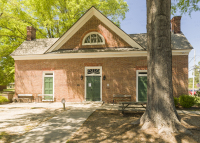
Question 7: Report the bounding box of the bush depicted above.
[194,95,200,107]
[174,97,179,107]
[195,91,200,97]
[194,96,200,103]
[0,96,9,104]
[179,95,195,108]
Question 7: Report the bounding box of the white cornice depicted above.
[45,7,143,53]
[12,49,191,60]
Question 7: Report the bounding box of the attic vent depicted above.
[82,32,105,45]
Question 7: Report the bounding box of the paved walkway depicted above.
[177,109,200,115]
[0,102,102,143]
[98,104,200,115]
[13,107,97,143]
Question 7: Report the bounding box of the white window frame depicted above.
[42,71,54,101]
[82,32,105,45]
[85,66,102,102]
[136,70,147,102]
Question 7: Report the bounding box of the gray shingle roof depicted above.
[49,47,141,54]
[129,33,193,50]
[11,33,192,56]
[11,38,59,56]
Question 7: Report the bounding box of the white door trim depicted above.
[42,71,54,101]
[136,70,147,102]
[85,66,102,101]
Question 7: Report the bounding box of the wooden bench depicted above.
[36,94,54,103]
[13,94,33,103]
[119,101,147,114]
[113,95,131,104]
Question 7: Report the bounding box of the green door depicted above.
[86,76,100,101]
[138,76,147,102]
[44,77,53,100]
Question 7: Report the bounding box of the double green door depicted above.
[86,76,101,101]
[138,76,147,102]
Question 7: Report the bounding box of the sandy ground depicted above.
[68,110,200,143]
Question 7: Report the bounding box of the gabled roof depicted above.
[11,38,58,56]
[130,33,193,50]
[44,7,144,53]
[11,7,193,57]
[11,33,193,56]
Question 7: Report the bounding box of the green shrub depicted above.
[194,95,200,107]
[0,96,9,104]
[179,95,195,108]
[194,96,200,103]
[195,91,200,97]
[174,97,179,107]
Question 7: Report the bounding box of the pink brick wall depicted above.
[15,55,188,103]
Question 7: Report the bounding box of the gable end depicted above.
[58,16,133,50]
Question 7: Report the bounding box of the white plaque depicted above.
[88,83,91,87]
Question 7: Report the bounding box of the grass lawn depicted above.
[2,89,15,92]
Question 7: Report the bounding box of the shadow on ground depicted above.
[0,108,63,143]
[68,110,200,143]
[11,108,95,143]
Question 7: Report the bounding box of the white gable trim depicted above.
[45,7,143,53]
[12,49,191,60]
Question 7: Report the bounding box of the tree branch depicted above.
[0,35,26,40]
[0,25,15,32]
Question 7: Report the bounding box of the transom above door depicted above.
[85,66,102,101]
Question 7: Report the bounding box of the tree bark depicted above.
[137,0,190,134]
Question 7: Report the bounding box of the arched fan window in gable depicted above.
[82,32,105,45]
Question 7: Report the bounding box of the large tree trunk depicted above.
[138,0,190,134]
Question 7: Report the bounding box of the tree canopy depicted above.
[0,0,129,85]
[172,0,200,15]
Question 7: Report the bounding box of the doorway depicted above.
[136,70,147,102]
[85,67,102,101]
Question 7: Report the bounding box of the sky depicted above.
[119,0,200,78]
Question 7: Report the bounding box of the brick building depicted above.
[11,7,192,103]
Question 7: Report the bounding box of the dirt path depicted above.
[68,110,200,143]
